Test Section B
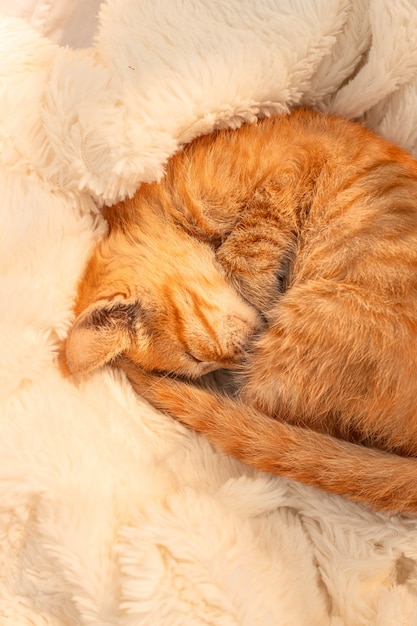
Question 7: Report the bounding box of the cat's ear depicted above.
[65,299,143,376]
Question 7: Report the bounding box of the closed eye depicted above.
[185,351,203,364]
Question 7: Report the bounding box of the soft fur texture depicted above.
[67,108,417,514]
[3,1,417,624]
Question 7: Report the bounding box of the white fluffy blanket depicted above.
[2,1,417,624]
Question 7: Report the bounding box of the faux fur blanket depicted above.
[2,1,417,624]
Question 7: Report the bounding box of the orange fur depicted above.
[67,108,417,513]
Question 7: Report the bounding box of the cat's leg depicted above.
[216,186,298,316]
[238,277,417,451]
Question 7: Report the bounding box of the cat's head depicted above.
[65,216,260,379]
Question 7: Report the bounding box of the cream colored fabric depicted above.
[1,2,417,624]
[0,0,102,46]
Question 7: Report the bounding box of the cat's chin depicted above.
[199,368,239,394]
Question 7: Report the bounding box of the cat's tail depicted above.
[118,359,417,514]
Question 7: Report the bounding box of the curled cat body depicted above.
[66,108,417,513]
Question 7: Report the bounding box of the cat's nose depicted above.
[223,314,261,362]
[229,310,262,336]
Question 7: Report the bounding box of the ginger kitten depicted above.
[66,108,417,513]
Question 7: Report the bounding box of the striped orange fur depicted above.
[67,108,417,513]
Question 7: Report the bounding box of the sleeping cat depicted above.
[66,108,417,514]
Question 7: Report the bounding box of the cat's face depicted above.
[66,217,260,379]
